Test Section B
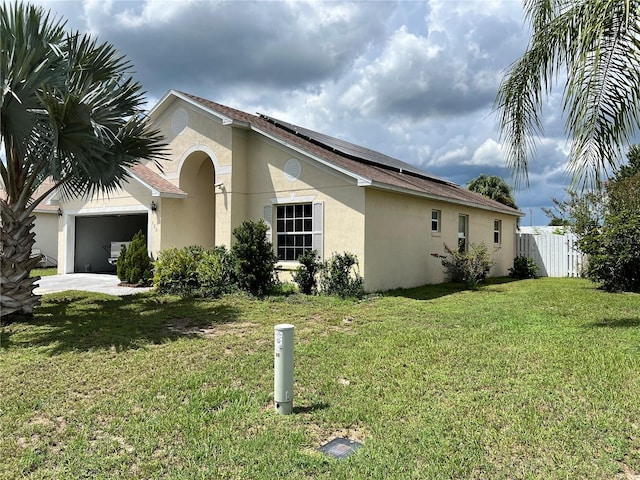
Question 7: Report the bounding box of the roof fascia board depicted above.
[369,181,524,217]
[251,126,372,187]
[147,90,175,120]
[171,91,245,127]
[149,90,248,128]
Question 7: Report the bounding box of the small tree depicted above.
[432,243,494,289]
[116,244,128,281]
[231,220,278,296]
[542,189,606,237]
[292,250,321,294]
[319,252,364,299]
[580,173,640,292]
[117,230,152,286]
[544,146,640,292]
[584,210,640,292]
[612,144,640,182]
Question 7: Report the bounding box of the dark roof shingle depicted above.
[128,163,186,197]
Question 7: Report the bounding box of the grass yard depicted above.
[1,278,639,479]
[30,267,58,278]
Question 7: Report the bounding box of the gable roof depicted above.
[27,163,186,212]
[169,90,522,217]
[127,163,187,198]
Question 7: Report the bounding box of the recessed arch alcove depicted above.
[169,150,216,248]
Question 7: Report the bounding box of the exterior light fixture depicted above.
[151,201,157,211]
[57,207,62,217]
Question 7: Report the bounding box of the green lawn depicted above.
[1,278,639,479]
[30,267,57,278]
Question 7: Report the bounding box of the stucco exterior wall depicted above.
[152,99,238,248]
[153,101,233,181]
[33,212,59,267]
[242,134,366,283]
[364,188,517,291]
[151,99,367,286]
[363,188,435,291]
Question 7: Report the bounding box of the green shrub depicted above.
[154,245,236,297]
[116,230,152,286]
[231,220,278,296]
[509,256,539,278]
[433,243,494,289]
[319,252,364,298]
[583,211,640,292]
[196,246,236,297]
[292,250,321,294]
[153,245,204,295]
[577,173,640,292]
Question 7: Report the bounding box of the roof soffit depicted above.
[368,181,524,217]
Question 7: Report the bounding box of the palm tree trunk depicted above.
[1,198,42,323]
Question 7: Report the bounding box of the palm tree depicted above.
[467,174,518,209]
[495,0,640,188]
[1,3,165,322]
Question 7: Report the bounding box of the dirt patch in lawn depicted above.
[165,318,260,338]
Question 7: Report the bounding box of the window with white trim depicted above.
[264,201,323,262]
[458,214,468,252]
[493,219,502,244]
[431,209,441,233]
[276,203,313,261]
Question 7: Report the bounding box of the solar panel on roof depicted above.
[258,114,456,186]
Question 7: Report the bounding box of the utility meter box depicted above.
[274,324,294,415]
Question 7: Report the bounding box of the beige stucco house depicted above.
[50,90,523,291]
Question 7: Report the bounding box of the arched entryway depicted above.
[173,150,216,248]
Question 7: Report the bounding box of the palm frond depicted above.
[496,0,640,189]
[564,0,640,187]
[0,2,66,201]
[2,2,167,204]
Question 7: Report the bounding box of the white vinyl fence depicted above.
[516,232,585,277]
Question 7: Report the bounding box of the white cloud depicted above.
[465,138,505,166]
[431,146,469,167]
[113,0,193,27]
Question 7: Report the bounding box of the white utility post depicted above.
[274,324,294,415]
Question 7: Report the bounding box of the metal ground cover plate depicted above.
[317,437,362,459]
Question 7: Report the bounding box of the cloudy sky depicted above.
[34,0,580,224]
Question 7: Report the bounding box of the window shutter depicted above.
[263,205,273,244]
[312,202,323,260]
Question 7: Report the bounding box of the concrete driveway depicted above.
[34,273,152,296]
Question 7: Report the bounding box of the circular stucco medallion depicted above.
[284,158,302,182]
[171,108,189,135]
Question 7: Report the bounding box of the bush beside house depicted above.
[432,243,495,290]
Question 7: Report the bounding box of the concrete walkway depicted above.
[34,273,152,296]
